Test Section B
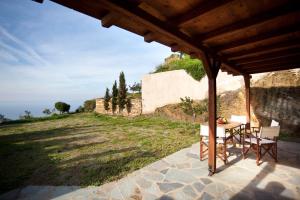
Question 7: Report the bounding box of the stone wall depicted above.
[95,98,142,116]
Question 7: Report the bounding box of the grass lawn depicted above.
[0,113,198,194]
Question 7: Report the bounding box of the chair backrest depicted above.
[260,126,280,139]
[270,120,279,127]
[231,115,247,124]
[200,125,226,138]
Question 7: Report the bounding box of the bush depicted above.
[154,54,205,81]
[84,99,96,112]
[126,97,132,114]
[55,102,70,114]
[75,106,84,113]
[19,110,33,119]
[0,114,5,123]
[43,108,51,115]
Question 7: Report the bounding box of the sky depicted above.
[0,0,171,119]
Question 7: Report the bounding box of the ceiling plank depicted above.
[94,0,242,75]
[239,58,300,69]
[245,65,300,74]
[199,2,300,41]
[170,0,234,27]
[225,39,300,59]
[235,50,300,65]
[216,25,300,51]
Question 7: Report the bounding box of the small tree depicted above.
[0,114,5,123]
[129,82,141,93]
[126,97,132,115]
[118,71,127,113]
[84,99,96,112]
[20,110,32,119]
[104,88,111,112]
[55,102,70,114]
[75,106,84,113]
[111,80,118,114]
[43,108,51,115]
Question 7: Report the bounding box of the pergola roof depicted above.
[45,0,300,75]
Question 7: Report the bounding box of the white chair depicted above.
[243,124,280,165]
[270,120,279,127]
[200,125,230,164]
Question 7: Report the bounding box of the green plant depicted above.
[154,54,205,81]
[104,88,111,112]
[118,71,127,113]
[180,97,194,115]
[111,80,118,114]
[75,106,84,113]
[43,108,51,115]
[126,97,132,114]
[54,102,70,114]
[129,82,141,93]
[0,114,5,123]
[84,99,96,112]
[19,110,33,119]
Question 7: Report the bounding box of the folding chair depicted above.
[200,125,231,164]
[230,115,247,143]
[242,125,280,165]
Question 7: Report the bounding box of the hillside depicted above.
[155,69,300,137]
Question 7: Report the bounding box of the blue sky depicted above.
[0,0,171,118]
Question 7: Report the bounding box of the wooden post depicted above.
[208,76,217,175]
[244,74,251,130]
[200,52,220,176]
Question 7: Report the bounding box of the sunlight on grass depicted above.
[0,113,198,194]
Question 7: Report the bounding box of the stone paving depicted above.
[1,141,300,200]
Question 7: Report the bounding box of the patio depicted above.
[2,140,299,200]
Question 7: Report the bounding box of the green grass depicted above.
[0,113,198,194]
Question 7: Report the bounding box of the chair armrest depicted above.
[251,127,260,133]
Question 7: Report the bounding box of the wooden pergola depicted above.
[34,0,300,175]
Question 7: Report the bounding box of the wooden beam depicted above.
[225,39,300,59]
[216,25,300,51]
[101,12,119,28]
[239,56,300,68]
[170,44,180,52]
[170,0,234,27]
[236,51,300,65]
[143,31,155,43]
[32,0,43,3]
[245,64,300,74]
[93,0,242,75]
[230,48,300,62]
[243,74,251,130]
[199,2,300,41]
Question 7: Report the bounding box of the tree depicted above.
[104,88,111,112]
[84,99,96,112]
[0,114,5,123]
[111,80,118,114]
[126,97,132,115]
[118,71,127,113]
[75,106,84,113]
[19,110,32,119]
[129,82,141,93]
[43,108,51,115]
[55,102,70,114]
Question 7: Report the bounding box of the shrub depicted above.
[180,97,194,115]
[55,102,70,114]
[43,108,51,115]
[75,106,84,113]
[84,99,96,112]
[129,82,141,93]
[19,110,33,119]
[154,54,205,81]
[0,114,5,123]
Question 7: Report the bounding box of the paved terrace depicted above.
[1,141,300,200]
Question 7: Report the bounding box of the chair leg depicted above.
[256,144,260,166]
[224,140,227,164]
[200,138,203,161]
[275,142,278,162]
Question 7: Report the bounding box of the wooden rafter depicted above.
[199,2,300,41]
[226,39,300,59]
[245,64,300,74]
[240,58,300,69]
[216,25,300,51]
[170,0,234,27]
